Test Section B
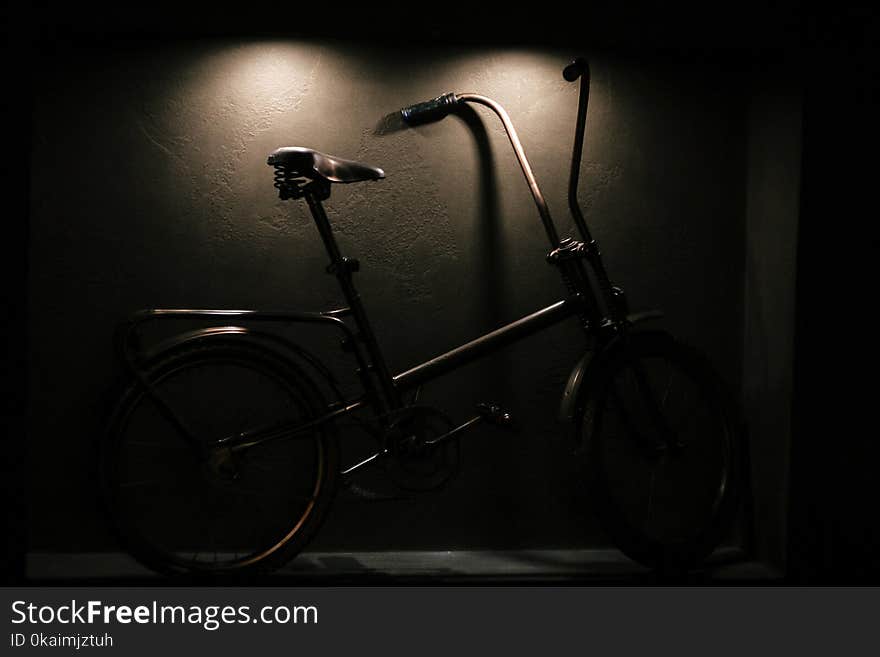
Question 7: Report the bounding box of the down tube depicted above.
[392,297,584,390]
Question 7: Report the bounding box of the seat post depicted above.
[302,190,401,412]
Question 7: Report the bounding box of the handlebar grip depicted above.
[563,57,588,82]
[400,92,459,125]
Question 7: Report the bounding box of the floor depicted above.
[26,547,780,584]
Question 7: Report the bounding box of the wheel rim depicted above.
[108,354,325,572]
[590,349,732,552]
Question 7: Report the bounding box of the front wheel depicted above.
[577,331,745,573]
[100,342,339,576]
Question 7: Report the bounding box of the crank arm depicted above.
[423,415,483,447]
[424,402,515,447]
[340,450,387,476]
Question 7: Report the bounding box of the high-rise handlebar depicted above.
[398,57,596,252]
[563,57,594,246]
[454,93,560,247]
[563,57,588,82]
[400,91,560,247]
[398,57,623,320]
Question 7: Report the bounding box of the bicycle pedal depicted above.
[476,402,516,430]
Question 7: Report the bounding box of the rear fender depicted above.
[134,326,345,405]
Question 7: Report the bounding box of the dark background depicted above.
[4,2,878,582]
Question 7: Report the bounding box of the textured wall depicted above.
[28,41,748,553]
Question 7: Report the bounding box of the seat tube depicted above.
[303,191,401,412]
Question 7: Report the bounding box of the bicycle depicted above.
[100,57,746,577]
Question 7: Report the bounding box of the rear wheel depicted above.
[100,342,339,576]
[578,332,744,573]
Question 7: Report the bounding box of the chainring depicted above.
[383,406,460,492]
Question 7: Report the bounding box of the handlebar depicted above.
[563,57,588,82]
[397,56,593,250]
[397,57,618,319]
[562,57,594,247]
[400,92,459,125]
[399,89,559,245]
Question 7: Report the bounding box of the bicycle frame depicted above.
[120,294,589,462]
[119,58,636,474]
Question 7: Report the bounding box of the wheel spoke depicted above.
[103,346,334,576]
[583,336,741,570]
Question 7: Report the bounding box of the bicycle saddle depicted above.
[267,147,385,184]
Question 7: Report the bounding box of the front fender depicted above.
[558,311,666,424]
[558,350,596,424]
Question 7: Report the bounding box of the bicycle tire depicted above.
[100,341,339,577]
[577,331,745,573]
